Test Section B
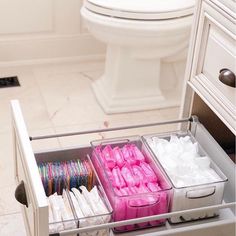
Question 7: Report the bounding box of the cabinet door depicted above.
[11,100,48,236]
[187,1,236,135]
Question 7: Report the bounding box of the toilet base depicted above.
[91,44,184,114]
[92,78,181,114]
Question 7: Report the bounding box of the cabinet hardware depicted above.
[15,180,28,207]
[219,69,236,88]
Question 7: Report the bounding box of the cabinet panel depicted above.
[203,19,236,108]
[189,1,236,134]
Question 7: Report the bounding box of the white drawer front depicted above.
[207,0,236,16]
[11,100,48,236]
[15,142,35,236]
[203,22,236,108]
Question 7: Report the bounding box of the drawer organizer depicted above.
[90,136,172,232]
[12,100,235,236]
[142,132,228,223]
[35,151,112,235]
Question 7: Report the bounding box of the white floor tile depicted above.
[0,66,53,133]
[0,132,15,188]
[0,184,21,215]
[0,213,26,236]
[81,69,103,81]
[30,128,61,152]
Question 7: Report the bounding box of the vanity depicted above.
[12,0,235,235]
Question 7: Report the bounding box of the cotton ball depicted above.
[179,152,195,162]
[162,155,177,171]
[194,156,211,169]
[152,137,168,145]
[170,135,179,144]
[166,142,183,158]
[181,136,191,142]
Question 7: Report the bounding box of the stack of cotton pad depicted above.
[48,190,76,233]
[48,186,110,235]
[70,186,110,236]
[146,135,222,187]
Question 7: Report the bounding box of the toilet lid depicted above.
[85,0,195,20]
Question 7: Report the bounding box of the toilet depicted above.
[81,0,195,113]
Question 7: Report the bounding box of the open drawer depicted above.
[11,100,235,236]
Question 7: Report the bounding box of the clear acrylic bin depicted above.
[90,136,172,232]
[35,148,113,235]
[142,131,228,223]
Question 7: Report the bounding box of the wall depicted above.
[0,0,105,64]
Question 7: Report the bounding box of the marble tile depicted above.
[37,67,180,128]
[32,60,104,79]
[0,66,53,133]
[38,72,107,127]
[30,128,60,152]
[0,132,16,188]
[55,119,179,149]
[0,184,21,215]
[0,213,26,236]
[81,69,103,81]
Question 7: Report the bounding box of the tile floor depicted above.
[0,59,180,235]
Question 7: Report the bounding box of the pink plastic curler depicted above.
[140,162,157,183]
[132,165,148,185]
[121,164,138,187]
[102,145,116,169]
[146,182,163,226]
[153,192,168,225]
[113,146,125,168]
[112,166,126,188]
[122,145,137,166]
[124,187,136,230]
[128,186,149,228]
[113,188,126,231]
[130,144,145,163]
[147,182,162,192]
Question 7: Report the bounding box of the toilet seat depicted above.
[85,0,195,20]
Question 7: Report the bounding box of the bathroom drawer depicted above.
[208,0,236,16]
[203,23,235,106]
[13,101,48,236]
[11,100,236,236]
[189,1,236,134]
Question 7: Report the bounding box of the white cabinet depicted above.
[182,0,236,135]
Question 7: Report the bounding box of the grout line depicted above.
[0,211,22,218]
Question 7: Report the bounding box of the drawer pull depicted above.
[15,180,28,207]
[219,68,236,88]
[186,187,216,199]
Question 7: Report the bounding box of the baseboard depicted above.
[0,34,106,66]
[0,54,105,67]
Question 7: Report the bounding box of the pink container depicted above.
[90,136,172,232]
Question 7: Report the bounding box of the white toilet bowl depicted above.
[81,0,195,113]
